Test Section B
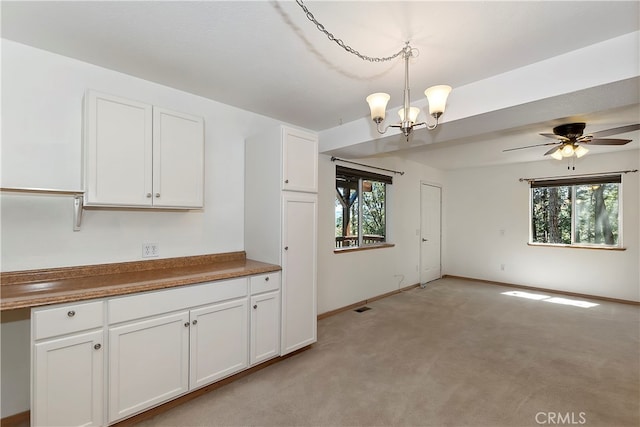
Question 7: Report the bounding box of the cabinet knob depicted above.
[265,276,269,282]
[284,179,289,184]
[155,193,160,198]
[284,246,289,251]
[94,343,101,350]
[146,193,152,198]
[192,320,198,325]
[184,322,190,327]
[67,310,76,317]
[253,304,258,309]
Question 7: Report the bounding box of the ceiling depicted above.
[2,1,639,169]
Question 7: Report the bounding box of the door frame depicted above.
[419,181,443,287]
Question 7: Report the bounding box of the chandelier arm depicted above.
[426,119,439,131]
[295,0,405,62]
[375,122,407,135]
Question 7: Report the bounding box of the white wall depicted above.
[317,153,445,314]
[442,150,640,302]
[0,39,287,418]
[1,39,285,271]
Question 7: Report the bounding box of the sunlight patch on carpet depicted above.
[501,291,599,308]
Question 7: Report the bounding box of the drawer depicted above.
[250,272,281,295]
[109,277,248,325]
[33,301,104,340]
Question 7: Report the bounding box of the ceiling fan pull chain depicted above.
[295,0,405,63]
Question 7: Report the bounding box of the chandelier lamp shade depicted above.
[366,44,452,140]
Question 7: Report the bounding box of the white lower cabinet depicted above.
[32,273,282,426]
[250,290,280,365]
[249,272,281,366]
[108,311,190,423]
[31,301,105,427]
[33,329,104,427]
[281,192,317,355]
[190,298,248,388]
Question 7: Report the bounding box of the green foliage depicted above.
[361,182,386,237]
[335,180,386,245]
[531,186,571,244]
[531,183,619,245]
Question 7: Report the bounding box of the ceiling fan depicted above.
[504,122,640,160]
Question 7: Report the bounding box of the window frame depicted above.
[335,165,392,252]
[528,174,624,249]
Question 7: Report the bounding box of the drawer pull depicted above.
[67,310,76,317]
[192,320,198,325]
[265,276,269,282]
[94,343,101,350]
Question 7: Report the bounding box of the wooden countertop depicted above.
[0,252,280,311]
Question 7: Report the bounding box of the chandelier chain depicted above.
[295,0,405,63]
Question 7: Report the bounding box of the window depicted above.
[530,175,622,247]
[335,165,391,248]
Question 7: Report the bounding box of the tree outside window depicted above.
[530,175,621,247]
[335,166,390,248]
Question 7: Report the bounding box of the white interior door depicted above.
[420,183,442,285]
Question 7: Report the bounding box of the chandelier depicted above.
[366,44,451,140]
[296,1,452,140]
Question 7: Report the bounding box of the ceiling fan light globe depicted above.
[574,145,589,158]
[424,85,452,116]
[561,144,575,157]
[550,149,563,160]
[366,93,390,123]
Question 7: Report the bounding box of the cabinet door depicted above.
[153,107,204,208]
[190,298,248,389]
[108,311,189,423]
[282,127,318,193]
[250,291,281,366]
[84,90,153,207]
[33,330,104,427]
[281,192,317,355]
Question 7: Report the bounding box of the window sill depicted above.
[334,243,395,254]
[527,242,626,251]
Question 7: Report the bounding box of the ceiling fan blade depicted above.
[540,133,570,141]
[584,138,632,146]
[503,141,560,152]
[589,124,640,138]
[544,146,561,156]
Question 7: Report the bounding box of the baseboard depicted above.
[0,410,29,427]
[317,283,420,320]
[442,275,640,306]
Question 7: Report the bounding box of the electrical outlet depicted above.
[142,243,159,258]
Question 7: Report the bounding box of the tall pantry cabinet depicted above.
[245,126,318,355]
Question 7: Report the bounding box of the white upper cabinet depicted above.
[152,108,204,208]
[282,127,318,193]
[83,90,204,208]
